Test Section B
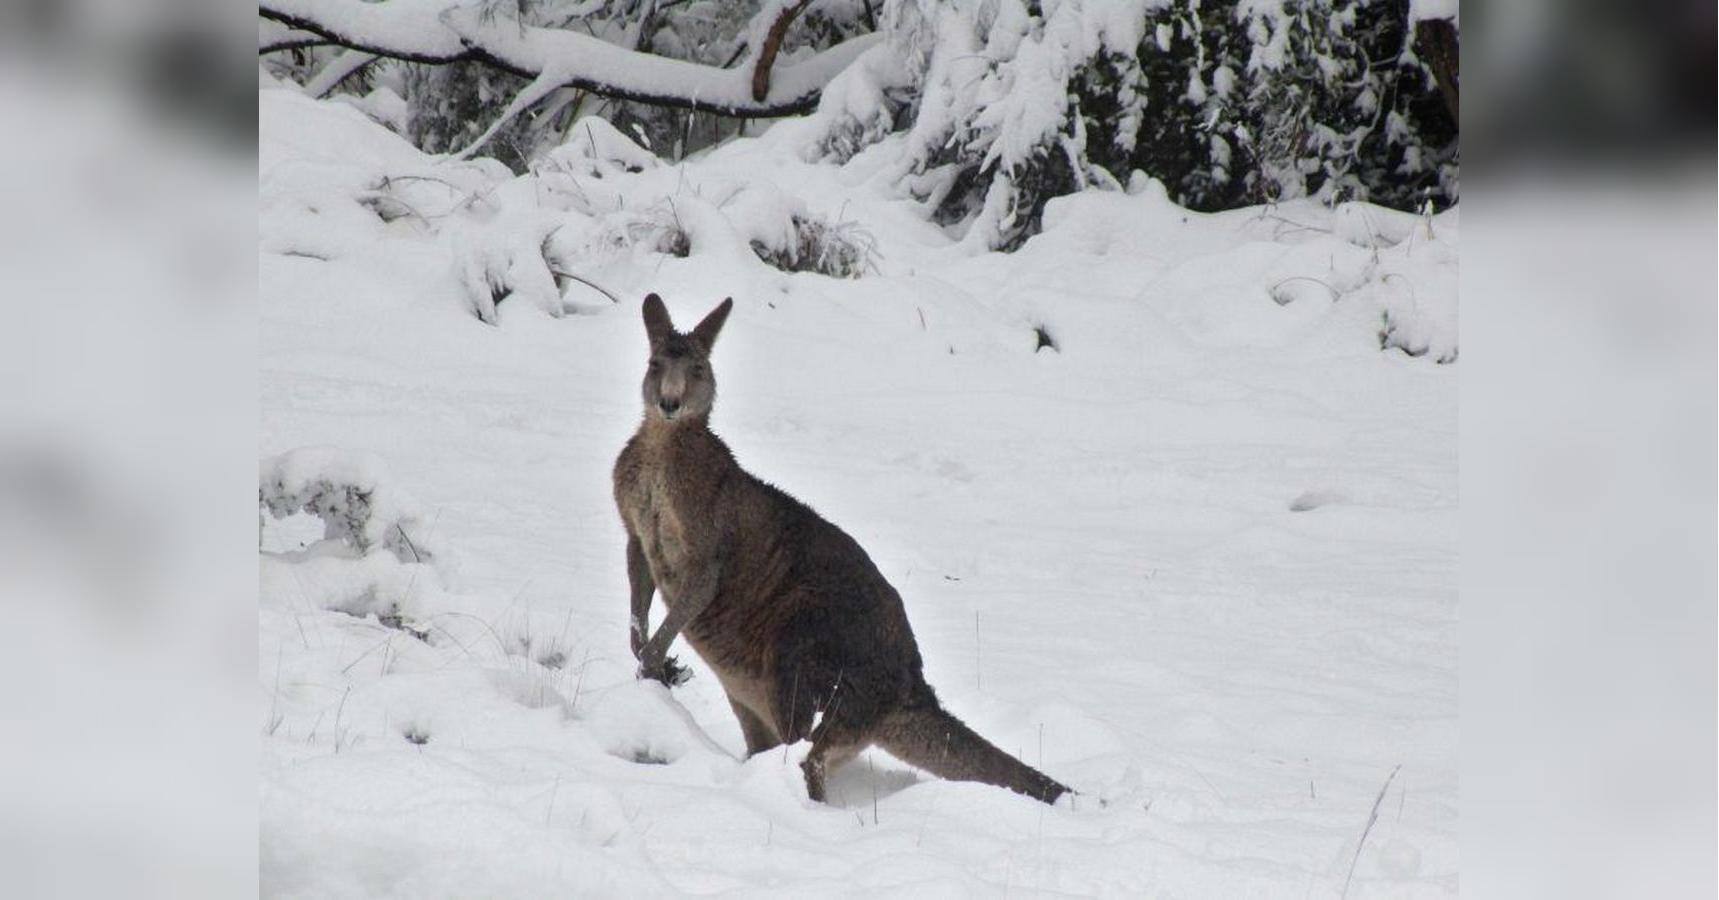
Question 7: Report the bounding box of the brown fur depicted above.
[613,294,1070,804]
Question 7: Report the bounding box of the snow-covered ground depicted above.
[260,81,1457,897]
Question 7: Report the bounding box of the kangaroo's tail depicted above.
[876,685,1070,805]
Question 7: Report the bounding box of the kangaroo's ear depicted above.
[642,293,673,343]
[691,298,733,351]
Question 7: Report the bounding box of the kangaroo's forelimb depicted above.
[636,561,720,682]
[625,534,655,659]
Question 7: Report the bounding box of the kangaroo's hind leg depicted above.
[796,694,884,803]
[800,719,869,804]
[727,696,783,757]
[771,644,883,803]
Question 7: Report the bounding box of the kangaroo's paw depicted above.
[637,654,692,687]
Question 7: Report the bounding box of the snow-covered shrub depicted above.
[448,213,572,323]
[581,200,693,261]
[1361,205,1457,362]
[259,447,437,563]
[537,115,664,181]
[1375,249,1457,364]
[269,548,444,626]
[750,213,879,278]
[808,41,916,164]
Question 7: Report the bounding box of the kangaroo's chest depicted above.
[617,452,709,601]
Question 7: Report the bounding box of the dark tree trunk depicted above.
[1414,18,1460,125]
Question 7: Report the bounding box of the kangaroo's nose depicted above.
[659,398,681,416]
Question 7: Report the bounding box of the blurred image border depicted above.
[0,0,1711,897]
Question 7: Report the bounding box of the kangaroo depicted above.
[612,294,1070,805]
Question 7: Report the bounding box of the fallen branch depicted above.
[258,0,879,119]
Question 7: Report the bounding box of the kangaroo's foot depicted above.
[800,721,866,804]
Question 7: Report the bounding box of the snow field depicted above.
[260,81,1456,897]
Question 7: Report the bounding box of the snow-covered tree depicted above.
[813,0,1456,248]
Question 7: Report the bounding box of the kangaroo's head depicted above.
[640,293,733,424]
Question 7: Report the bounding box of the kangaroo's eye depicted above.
[690,365,706,377]
[648,360,662,372]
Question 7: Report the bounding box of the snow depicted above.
[1408,0,1459,25]
[265,0,470,59]
[261,84,1456,896]
[329,85,409,134]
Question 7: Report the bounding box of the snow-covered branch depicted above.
[748,0,812,102]
[303,48,378,99]
[258,0,879,118]
[260,18,328,54]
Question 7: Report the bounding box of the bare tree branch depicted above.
[257,0,878,119]
[751,1,812,103]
